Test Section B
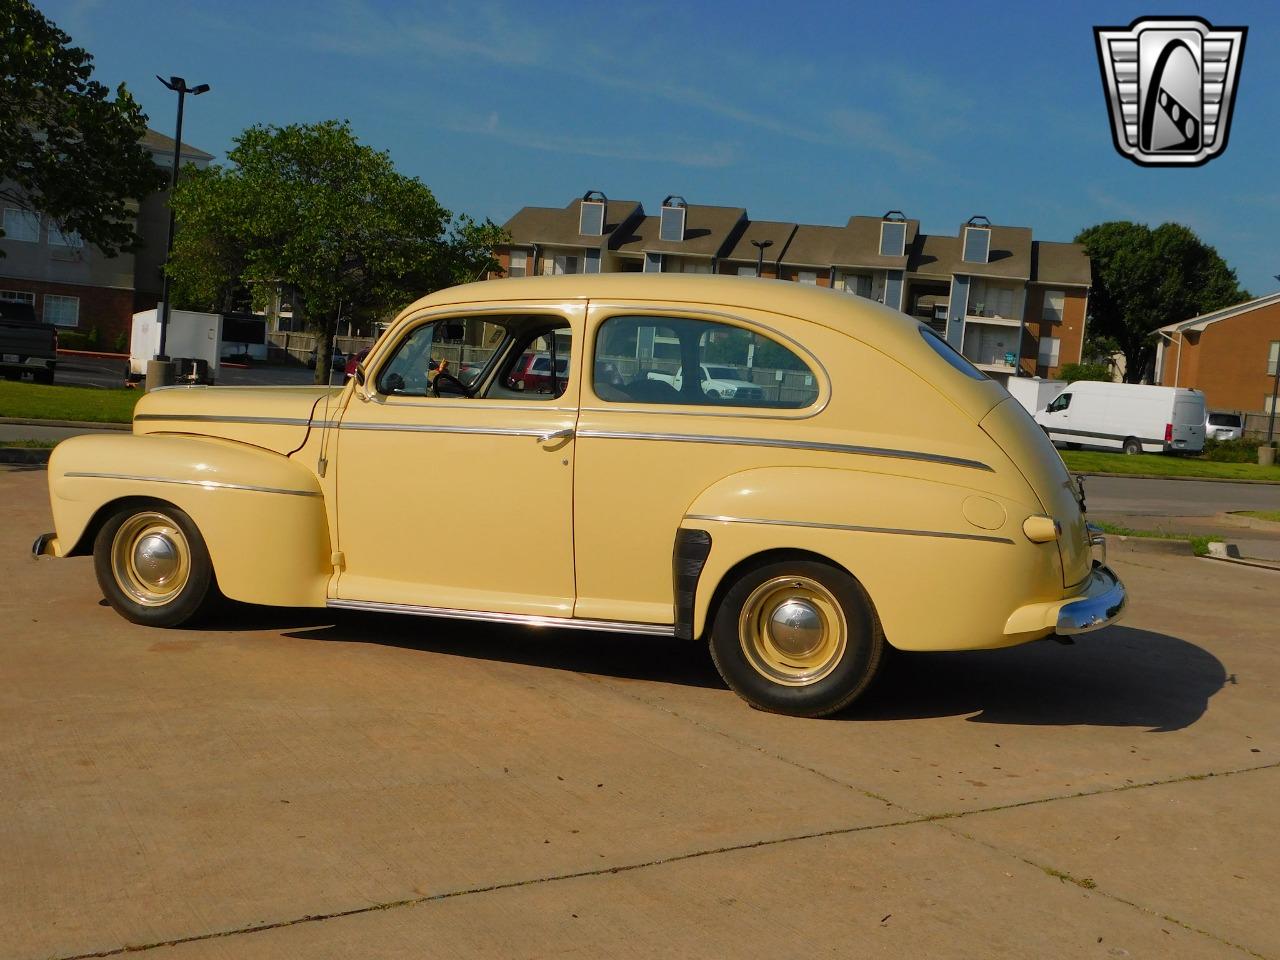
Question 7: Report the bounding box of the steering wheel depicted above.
[432,370,475,398]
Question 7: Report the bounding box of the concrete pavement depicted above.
[3,466,1278,959]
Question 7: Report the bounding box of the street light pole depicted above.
[155,75,209,361]
[1270,275,1280,446]
[751,239,773,277]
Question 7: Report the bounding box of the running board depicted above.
[327,598,676,636]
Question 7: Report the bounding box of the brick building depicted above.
[1155,293,1280,414]
[494,193,1092,385]
[0,129,212,350]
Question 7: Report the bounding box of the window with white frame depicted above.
[542,253,579,275]
[584,248,601,274]
[797,270,818,286]
[962,226,990,264]
[579,200,605,236]
[643,252,663,273]
[2,207,41,243]
[43,294,80,327]
[680,259,712,274]
[736,265,755,277]
[1038,335,1060,368]
[0,290,36,304]
[659,203,686,242]
[1267,395,1278,415]
[968,279,1016,319]
[47,222,83,248]
[1268,340,1279,376]
[1042,289,1066,323]
[840,272,873,298]
[508,249,527,277]
[879,220,906,257]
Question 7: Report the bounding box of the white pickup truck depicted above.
[647,363,764,401]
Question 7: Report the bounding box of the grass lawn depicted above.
[1237,510,1280,523]
[0,380,138,423]
[1093,520,1223,557]
[0,438,58,448]
[1060,449,1280,483]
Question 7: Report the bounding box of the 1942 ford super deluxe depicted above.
[34,275,1125,716]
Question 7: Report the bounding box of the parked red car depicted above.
[505,352,569,395]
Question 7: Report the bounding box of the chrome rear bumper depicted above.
[1055,564,1126,636]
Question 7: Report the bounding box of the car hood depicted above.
[132,385,341,455]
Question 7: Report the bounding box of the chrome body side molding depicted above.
[134,413,313,426]
[580,430,993,472]
[327,598,676,636]
[63,472,321,498]
[684,513,1014,545]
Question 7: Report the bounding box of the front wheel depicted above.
[93,502,219,627]
[1122,437,1142,455]
[709,559,885,717]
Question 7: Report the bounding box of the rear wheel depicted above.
[33,369,53,385]
[93,502,219,627]
[1122,437,1142,455]
[709,559,885,717]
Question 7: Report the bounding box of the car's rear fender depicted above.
[681,466,1065,650]
[45,433,332,607]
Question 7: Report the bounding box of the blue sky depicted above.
[44,0,1279,295]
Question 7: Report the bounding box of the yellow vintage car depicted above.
[34,275,1125,716]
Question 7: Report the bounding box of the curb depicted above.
[1076,471,1280,486]
[0,416,129,430]
[57,348,128,360]
[0,447,52,465]
[1106,535,1195,556]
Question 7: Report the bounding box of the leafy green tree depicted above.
[1058,362,1111,383]
[1075,221,1247,383]
[168,120,507,382]
[0,0,165,255]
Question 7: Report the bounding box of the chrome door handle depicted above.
[537,427,574,443]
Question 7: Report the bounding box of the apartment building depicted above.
[0,129,212,349]
[1155,292,1280,413]
[496,194,1092,383]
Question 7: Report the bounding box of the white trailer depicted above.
[129,308,222,383]
[1005,377,1067,414]
[1034,381,1207,455]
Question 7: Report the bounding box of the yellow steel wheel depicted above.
[109,512,192,607]
[738,575,847,686]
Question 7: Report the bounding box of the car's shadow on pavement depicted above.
[219,605,1224,732]
[856,626,1227,732]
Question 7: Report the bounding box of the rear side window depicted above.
[1208,413,1240,427]
[918,325,986,381]
[593,315,818,409]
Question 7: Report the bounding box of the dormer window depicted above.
[579,190,606,236]
[879,213,907,257]
[660,195,687,242]
[962,216,991,264]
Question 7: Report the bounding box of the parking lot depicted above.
[3,464,1278,959]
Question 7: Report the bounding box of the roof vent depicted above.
[579,190,607,236]
[881,210,907,222]
[660,195,687,243]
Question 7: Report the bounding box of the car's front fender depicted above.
[45,433,331,607]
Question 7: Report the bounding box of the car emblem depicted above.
[1094,16,1247,166]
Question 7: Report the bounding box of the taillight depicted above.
[1164,423,1173,443]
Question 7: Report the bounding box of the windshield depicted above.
[704,366,738,380]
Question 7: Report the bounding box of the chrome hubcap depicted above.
[111,513,190,606]
[739,576,847,686]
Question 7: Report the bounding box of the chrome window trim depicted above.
[370,400,578,414]
[327,599,675,636]
[63,471,321,498]
[134,413,313,426]
[584,303,831,420]
[578,429,992,472]
[684,514,1013,545]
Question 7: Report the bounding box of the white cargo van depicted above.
[1035,382,1206,455]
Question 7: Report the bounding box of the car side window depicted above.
[593,315,817,409]
[499,328,572,399]
[1047,392,1071,413]
[376,316,509,398]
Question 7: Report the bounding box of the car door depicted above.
[333,304,582,618]
[1038,390,1072,440]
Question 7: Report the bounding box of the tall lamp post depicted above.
[751,239,773,277]
[155,75,209,368]
[1268,274,1280,446]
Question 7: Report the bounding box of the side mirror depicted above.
[511,379,526,392]
[354,362,367,387]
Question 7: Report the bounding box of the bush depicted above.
[113,331,128,352]
[1059,362,1111,383]
[1200,437,1263,462]
[57,329,92,349]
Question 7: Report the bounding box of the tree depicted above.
[1075,221,1248,383]
[0,0,165,255]
[168,120,507,382]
